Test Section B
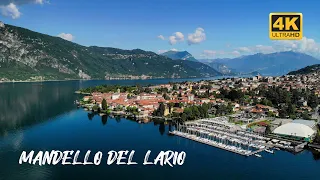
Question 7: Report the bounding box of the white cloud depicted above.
[202,50,226,57]
[58,33,75,41]
[157,48,179,54]
[231,50,241,56]
[35,0,45,4]
[0,3,21,19]
[0,0,47,5]
[0,1,48,19]
[237,47,251,53]
[157,35,165,40]
[169,32,184,45]
[274,37,320,57]
[203,36,320,59]
[202,50,241,58]
[188,27,206,45]
[254,45,275,54]
[160,28,206,45]
[158,50,167,54]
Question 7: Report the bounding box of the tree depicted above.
[144,87,152,93]
[181,113,187,121]
[301,112,311,120]
[287,104,296,115]
[102,99,108,110]
[192,106,200,119]
[154,103,166,116]
[267,111,275,117]
[173,84,178,90]
[227,89,244,101]
[308,93,319,109]
[163,93,170,100]
[262,99,273,106]
[184,107,192,119]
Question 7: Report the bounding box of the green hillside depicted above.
[0,23,220,81]
[288,64,320,75]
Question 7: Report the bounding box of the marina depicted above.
[170,117,308,157]
[1,80,320,180]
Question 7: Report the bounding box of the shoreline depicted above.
[0,75,233,84]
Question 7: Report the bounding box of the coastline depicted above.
[0,75,233,84]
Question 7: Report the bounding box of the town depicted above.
[78,72,320,157]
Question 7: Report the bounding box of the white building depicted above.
[0,21,4,28]
[273,122,316,142]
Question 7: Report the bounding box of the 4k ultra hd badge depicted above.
[269,13,303,40]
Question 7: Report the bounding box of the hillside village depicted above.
[81,72,320,120]
[79,72,320,151]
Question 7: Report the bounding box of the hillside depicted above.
[161,50,198,62]
[288,64,320,75]
[0,23,220,81]
[212,52,320,76]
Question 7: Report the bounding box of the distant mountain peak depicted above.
[161,50,198,62]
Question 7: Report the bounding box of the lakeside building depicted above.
[273,120,316,142]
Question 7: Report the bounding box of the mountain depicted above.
[211,52,320,76]
[0,23,220,81]
[288,64,320,75]
[161,51,236,75]
[161,50,198,62]
[199,59,234,75]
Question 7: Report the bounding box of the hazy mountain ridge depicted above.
[210,52,320,76]
[0,23,220,81]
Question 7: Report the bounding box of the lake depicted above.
[0,79,319,180]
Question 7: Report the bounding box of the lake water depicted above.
[0,79,319,180]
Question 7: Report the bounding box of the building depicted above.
[0,21,4,28]
[273,122,316,142]
[292,119,317,130]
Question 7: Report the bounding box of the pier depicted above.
[170,117,276,157]
[170,131,267,157]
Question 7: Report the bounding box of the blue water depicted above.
[0,79,319,180]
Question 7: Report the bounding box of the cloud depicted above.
[235,37,320,57]
[0,1,47,19]
[188,27,206,45]
[202,50,243,58]
[0,0,47,5]
[157,35,165,40]
[231,50,241,56]
[58,33,75,41]
[237,47,251,53]
[0,3,21,19]
[169,32,184,45]
[35,0,46,4]
[274,37,320,57]
[157,50,167,54]
[236,45,275,54]
[202,36,320,59]
[202,50,226,57]
[157,48,179,54]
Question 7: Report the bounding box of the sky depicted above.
[0,0,319,59]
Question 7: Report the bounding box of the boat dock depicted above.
[170,117,280,157]
[170,130,267,157]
